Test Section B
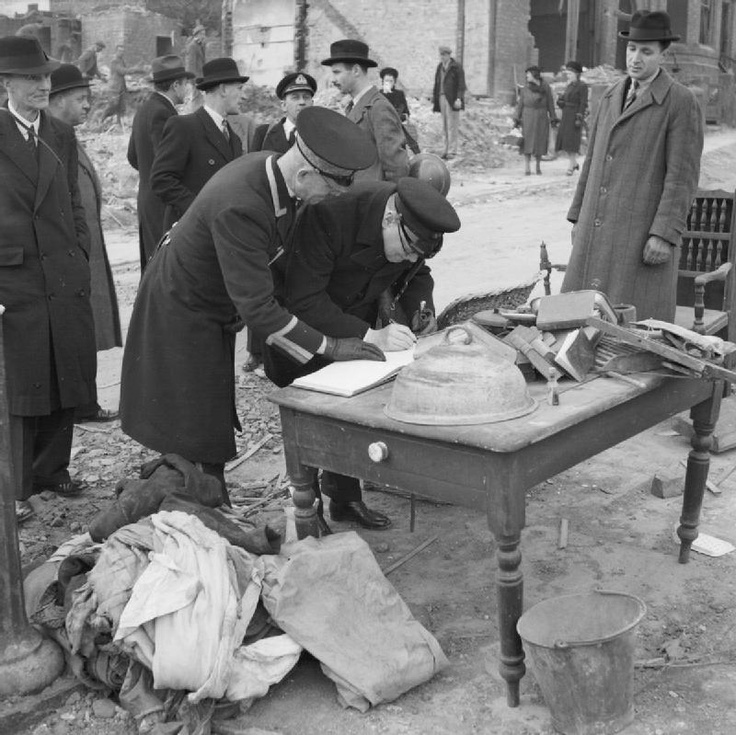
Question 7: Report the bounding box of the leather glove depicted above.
[323,337,386,362]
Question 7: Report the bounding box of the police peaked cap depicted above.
[395,177,461,242]
[295,106,375,174]
[277,72,317,99]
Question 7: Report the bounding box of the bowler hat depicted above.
[0,36,59,75]
[321,39,377,68]
[50,64,89,95]
[195,57,249,91]
[619,10,680,42]
[149,55,194,84]
[565,60,583,74]
[395,177,460,257]
[276,72,316,99]
[379,67,399,80]
[295,106,375,179]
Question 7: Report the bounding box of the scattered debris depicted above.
[383,536,439,576]
[557,518,569,549]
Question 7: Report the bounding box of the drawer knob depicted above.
[368,441,389,463]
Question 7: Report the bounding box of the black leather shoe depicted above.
[317,513,333,536]
[76,407,119,423]
[329,500,392,530]
[34,480,86,497]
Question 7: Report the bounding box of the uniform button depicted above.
[594,219,602,226]
[605,155,613,161]
[40,251,47,259]
[76,289,86,297]
[600,186,607,193]
[68,249,76,257]
[33,382,41,389]
[48,293,55,300]
[208,159,215,165]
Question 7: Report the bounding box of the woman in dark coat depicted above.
[379,66,420,154]
[555,60,588,176]
[514,66,556,175]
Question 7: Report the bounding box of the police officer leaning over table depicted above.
[120,107,384,504]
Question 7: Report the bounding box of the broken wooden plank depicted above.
[383,536,439,576]
[224,433,273,473]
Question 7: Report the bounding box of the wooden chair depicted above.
[675,189,736,343]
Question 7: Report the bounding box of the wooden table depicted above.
[270,374,723,707]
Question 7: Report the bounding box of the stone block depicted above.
[650,470,684,499]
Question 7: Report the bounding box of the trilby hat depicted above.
[619,10,680,42]
[294,106,375,178]
[149,55,194,84]
[0,36,59,75]
[50,63,90,95]
[196,57,249,90]
[276,71,316,99]
[321,39,377,68]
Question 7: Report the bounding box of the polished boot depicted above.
[316,495,333,536]
[329,500,392,529]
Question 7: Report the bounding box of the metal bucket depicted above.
[517,590,646,735]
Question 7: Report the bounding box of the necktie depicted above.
[221,119,230,142]
[624,80,639,110]
[287,129,296,147]
[26,126,38,160]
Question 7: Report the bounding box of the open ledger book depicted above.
[291,348,415,397]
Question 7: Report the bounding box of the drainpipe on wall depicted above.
[488,0,498,96]
[294,0,309,71]
[222,0,233,57]
[456,0,465,66]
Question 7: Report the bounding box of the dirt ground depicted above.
[7,122,736,735]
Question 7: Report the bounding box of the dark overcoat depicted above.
[555,79,588,154]
[265,183,434,387]
[348,86,409,183]
[77,142,122,351]
[150,106,242,232]
[515,81,556,156]
[562,70,703,321]
[0,110,95,416]
[253,119,290,154]
[127,91,178,269]
[120,153,325,464]
[432,58,466,111]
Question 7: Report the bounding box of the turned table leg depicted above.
[677,381,723,564]
[495,531,526,706]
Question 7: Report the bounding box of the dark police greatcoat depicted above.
[127,91,178,269]
[253,118,291,154]
[120,153,325,464]
[150,106,242,232]
[0,110,95,415]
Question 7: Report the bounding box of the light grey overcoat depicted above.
[562,69,703,321]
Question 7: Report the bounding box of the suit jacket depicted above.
[77,141,122,351]
[0,109,95,415]
[253,119,292,154]
[120,153,326,464]
[433,58,466,111]
[150,106,243,232]
[348,86,409,183]
[127,91,178,268]
[563,69,703,321]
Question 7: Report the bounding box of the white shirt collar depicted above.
[351,84,372,106]
[203,104,225,130]
[8,99,40,139]
[283,118,296,137]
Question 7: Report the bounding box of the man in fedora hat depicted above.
[120,107,382,502]
[0,37,95,522]
[264,177,460,530]
[323,39,409,183]
[432,45,466,160]
[253,71,317,154]
[127,55,194,271]
[48,64,122,424]
[150,57,246,233]
[562,9,703,322]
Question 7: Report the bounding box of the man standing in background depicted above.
[128,55,193,271]
[562,10,703,321]
[100,43,143,132]
[323,39,408,183]
[150,57,245,233]
[77,40,106,81]
[48,64,122,423]
[432,45,466,160]
[184,23,206,112]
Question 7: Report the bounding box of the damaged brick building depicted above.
[223,0,736,123]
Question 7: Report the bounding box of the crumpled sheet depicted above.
[114,511,263,702]
[259,532,448,711]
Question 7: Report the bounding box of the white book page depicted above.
[291,348,415,397]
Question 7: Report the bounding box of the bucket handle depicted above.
[552,590,647,648]
[444,325,473,345]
